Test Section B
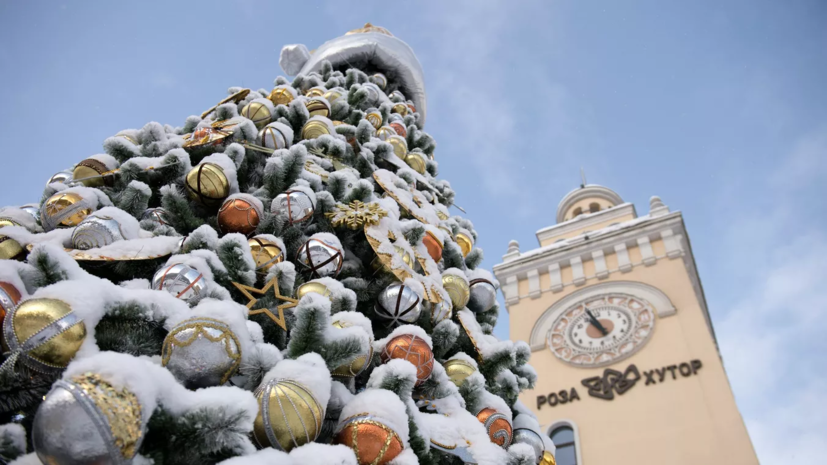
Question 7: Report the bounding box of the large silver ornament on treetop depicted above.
[151,263,206,303]
[280,23,427,128]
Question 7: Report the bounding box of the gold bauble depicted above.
[72,158,113,187]
[391,103,408,117]
[305,87,325,98]
[366,111,382,129]
[336,414,404,465]
[296,281,332,300]
[442,274,470,309]
[323,89,342,104]
[455,232,474,257]
[387,135,408,160]
[540,451,557,465]
[371,73,388,90]
[331,320,373,377]
[217,198,261,235]
[269,86,296,106]
[305,97,331,118]
[423,230,444,262]
[476,407,513,448]
[375,126,397,141]
[185,163,230,207]
[443,359,476,387]
[41,192,92,231]
[249,236,284,275]
[0,236,24,260]
[3,298,86,373]
[254,379,323,452]
[404,152,427,175]
[301,117,335,140]
[241,101,272,129]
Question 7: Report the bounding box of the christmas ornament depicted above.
[268,85,297,107]
[182,125,232,149]
[71,215,126,250]
[511,428,546,464]
[428,299,452,325]
[20,203,41,223]
[233,277,298,331]
[376,126,397,141]
[0,216,22,230]
[141,207,169,225]
[389,90,406,101]
[249,236,284,275]
[443,359,476,387]
[365,110,382,129]
[0,235,24,260]
[442,274,470,310]
[476,408,512,448]
[422,230,443,262]
[458,311,484,362]
[301,115,336,140]
[371,73,388,90]
[375,283,421,327]
[1,298,86,374]
[387,135,408,159]
[254,378,323,452]
[272,190,315,225]
[201,88,250,119]
[323,89,343,104]
[305,87,326,98]
[296,281,332,300]
[241,100,273,129]
[72,157,118,188]
[407,102,417,114]
[32,372,144,465]
[47,170,73,185]
[151,263,206,303]
[381,334,433,386]
[114,129,139,145]
[325,200,387,230]
[371,245,413,276]
[404,152,427,175]
[0,281,21,330]
[305,97,331,118]
[296,237,343,278]
[335,413,403,465]
[540,451,557,465]
[217,196,262,235]
[468,279,497,313]
[331,320,373,377]
[258,122,292,150]
[391,103,408,117]
[41,192,92,231]
[429,439,477,463]
[389,121,407,138]
[455,231,474,257]
[185,162,231,207]
[162,317,242,388]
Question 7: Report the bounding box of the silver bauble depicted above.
[162,317,242,389]
[271,190,314,225]
[468,279,498,313]
[428,299,453,325]
[371,73,388,90]
[258,122,292,150]
[375,283,421,327]
[20,203,41,224]
[296,238,343,278]
[71,215,126,250]
[362,83,382,105]
[151,263,207,303]
[511,428,546,464]
[141,207,170,225]
[47,170,73,185]
[390,90,406,101]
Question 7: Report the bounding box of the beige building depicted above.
[493,184,758,465]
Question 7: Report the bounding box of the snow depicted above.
[375,324,433,352]
[70,235,180,260]
[262,353,332,410]
[288,443,357,465]
[0,260,33,297]
[0,423,26,455]
[331,311,374,340]
[0,207,40,233]
[8,453,41,465]
[88,207,141,240]
[87,153,120,170]
[313,277,358,313]
[466,267,499,290]
[457,309,513,361]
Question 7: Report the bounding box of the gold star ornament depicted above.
[325,200,388,230]
[232,278,298,331]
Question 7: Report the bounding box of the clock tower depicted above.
[493,184,758,465]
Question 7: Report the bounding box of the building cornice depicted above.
[536,203,637,244]
[556,184,624,223]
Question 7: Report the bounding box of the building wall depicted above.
[538,211,637,246]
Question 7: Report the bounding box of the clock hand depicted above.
[585,308,609,336]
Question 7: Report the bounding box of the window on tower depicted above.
[589,202,600,213]
[572,207,583,219]
[550,422,580,465]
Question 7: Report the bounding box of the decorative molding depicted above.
[537,203,636,245]
[528,281,677,351]
[555,185,625,224]
[637,236,656,266]
[614,243,632,273]
[570,256,586,286]
[592,250,608,280]
[504,276,519,306]
[549,263,563,293]
[661,228,682,259]
[528,269,541,299]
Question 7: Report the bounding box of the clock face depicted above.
[547,293,655,367]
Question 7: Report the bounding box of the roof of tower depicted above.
[556,184,624,223]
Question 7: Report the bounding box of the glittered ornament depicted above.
[468,279,497,313]
[511,428,546,464]
[141,207,170,225]
[381,334,434,386]
[361,83,382,104]
[1,298,86,374]
[258,122,292,150]
[428,299,452,325]
[443,359,477,387]
[217,196,262,235]
[269,85,297,106]
[151,263,207,303]
[442,274,470,309]
[71,215,126,250]
[41,192,92,231]
[296,237,343,278]
[389,121,407,138]
[185,163,230,207]
[422,230,444,262]
[331,320,373,377]
[33,373,144,465]
[301,116,336,140]
[365,110,382,129]
[47,170,73,185]
[0,235,24,260]
[476,408,513,448]
[540,451,557,465]
[376,126,397,141]
[241,101,273,129]
[182,125,232,149]
[305,97,331,118]
[391,103,408,117]
[375,284,421,327]
[272,190,315,225]
[305,87,326,98]
[387,135,408,159]
[72,157,118,188]
[296,281,332,300]
[371,73,388,90]
[455,231,474,257]
[254,378,323,452]
[249,236,284,275]
[325,200,388,230]
[162,317,241,389]
[404,152,427,175]
[335,413,403,465]
[0,281,22,331]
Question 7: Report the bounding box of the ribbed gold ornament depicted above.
[323,89,343,104]
[296,281,332,300]
[302,118,333,140]
[455,232,473,257]
[185,163,230,207]
[391,103,408,117]
[269,87,295,106]
[254,379,323,452]
[404,152,427,175]
[540,451,557,465]
[443,359,477,387]
[305,98,331,118]
[442,274,470,309]
[387,135,408,160]
[305,87,325,98]
[72,158,111,187]
[0,236,23,260]
[241,101,272,129]
[366,111,382,129]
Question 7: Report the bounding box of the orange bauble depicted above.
[476,408,513,448]
[217,197,261,235]
[336,415,403,465]
[380,334,434,386]
[422,230,443,262]
[389,122,406,138]
[0,281,22,329]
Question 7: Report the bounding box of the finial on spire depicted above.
[580,167,587,188]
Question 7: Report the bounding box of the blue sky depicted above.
[1,1,825,462]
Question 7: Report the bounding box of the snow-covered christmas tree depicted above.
[0,24,555,465]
